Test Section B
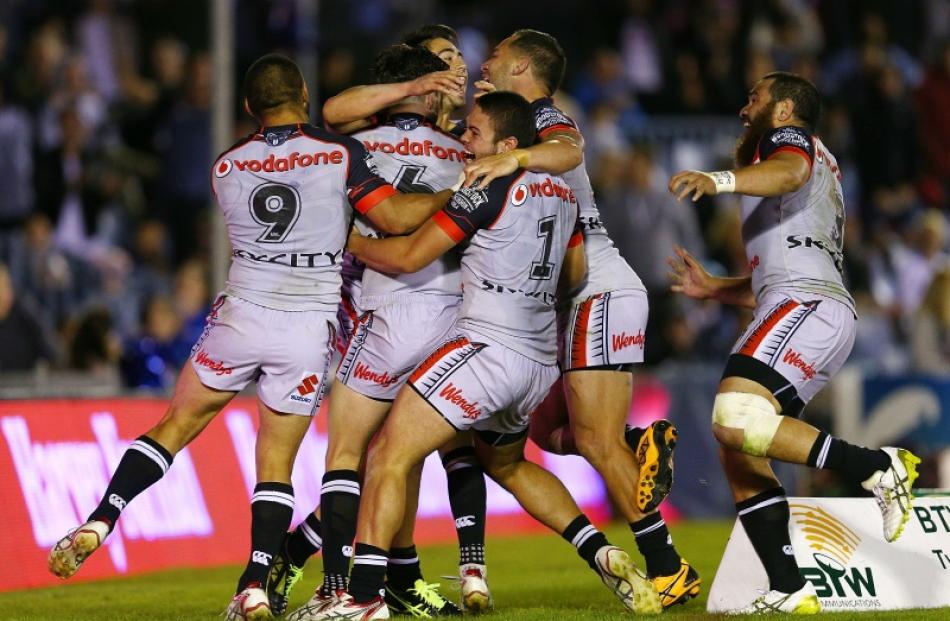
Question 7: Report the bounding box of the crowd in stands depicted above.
[0,0,947,391]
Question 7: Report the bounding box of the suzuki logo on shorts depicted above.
[297,375,319,396]
[612,330,645,352]
[438,383,482,420]
[251,551,273,565]
[783,348,817,380]
[109,494,127,511]
[455,515,477,528]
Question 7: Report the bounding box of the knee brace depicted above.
[712,392,781,457]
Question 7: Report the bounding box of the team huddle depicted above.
[47,25,920,620]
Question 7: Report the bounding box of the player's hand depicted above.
[668,170,716,202]
[463,151,518,189]
[408,69,466,98]
[473,80,496,99]
[668,245,716,300]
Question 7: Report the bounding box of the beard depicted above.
[734,102,776,167]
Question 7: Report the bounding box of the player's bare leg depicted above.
[49,364,235,580]
[474,433,661,614]
[713,377,919,542]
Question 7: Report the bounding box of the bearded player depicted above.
[464,29,699,607]
[668,71,919,613]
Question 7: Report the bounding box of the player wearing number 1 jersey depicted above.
[467,29,699,607]
[668,72,919,614]
[47,54,451,621]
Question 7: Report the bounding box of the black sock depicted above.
[387,545,423,590]
[88,435,173,529]
[561,515,609,570]
[624,425,646,452]
[286,512,322,567]
[807,431,891,484]
[350,543,388,603]
[442,447,487,566]
[236,482,295,593]
[630,511,681,577]
[737,487,805,594]
[320,470,361,593]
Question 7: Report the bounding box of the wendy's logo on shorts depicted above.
[438,383,482,420]
[611,330,645,352]
[193,350,233,376]
[353,362,402,388]
[783,348,816,380]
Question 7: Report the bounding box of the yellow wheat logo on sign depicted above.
[789,503,861,565]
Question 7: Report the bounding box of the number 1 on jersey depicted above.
[530,216,556,281]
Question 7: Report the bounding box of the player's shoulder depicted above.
[299,123,365,154]
[213,130,263,164]
[448,171,523,213]
[531,97,579,137]
[760,125,814,152]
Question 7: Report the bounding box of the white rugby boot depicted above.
[594,545,663,614]
[225,585,273,621]
[48,519,110,579]
[731,582,821,614]
[459,563,492,612]
[312,592,389,620]
[286,588,344,621]
[862,446,921,542]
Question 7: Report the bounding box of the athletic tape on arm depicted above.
[712,391,781,457]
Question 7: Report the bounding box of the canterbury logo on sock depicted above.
[342,545,353,558]
[783,545,795,556]
[252,551,273,565]
[455,515,476,528]
[108,494,127,510]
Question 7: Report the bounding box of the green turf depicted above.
[3,520,947,620]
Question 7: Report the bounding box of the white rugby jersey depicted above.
[741,125,854,311]
[530,98,645,299]
[434,171,583,363]
[211,123,396,311]
[352,113,465,305]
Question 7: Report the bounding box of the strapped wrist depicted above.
[700,170,736,194]
[512,149,530,168]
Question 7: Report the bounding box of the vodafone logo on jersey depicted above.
[511,184,529,206]
[219,151,345,176]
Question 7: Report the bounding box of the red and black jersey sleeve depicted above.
[569,211,584,248]
[340,135,397,214]
[532,98,580,140]
[758,126,814,166]
[433,174,516,243]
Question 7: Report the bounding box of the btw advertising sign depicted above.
[0,398,607,592]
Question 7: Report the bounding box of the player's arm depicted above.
[668,125,814,201]
[347,218,458,274]
[323,70,466,133]
[363,190,453,235]
[558,229,588,300]
[464,128,583,189]
[667,245,756,309]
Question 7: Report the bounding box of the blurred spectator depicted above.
[121,294,191,389]
[174,259,211,347]
[910,267,950,374]
[67,307,120,372]
[0,262,55,371]
[915,40,950,208]
[0,79,34,235]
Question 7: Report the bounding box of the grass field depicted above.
[3,520,947,620]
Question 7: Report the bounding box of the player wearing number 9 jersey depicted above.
[47,54,451,621]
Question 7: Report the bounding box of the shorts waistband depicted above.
[360,293,462,309]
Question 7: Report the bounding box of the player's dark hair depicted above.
[372,44,449,85]
[475,91,535,148]
[762,71,821,131]
[403,24,459,48]
[510,29,566,95]
[243,53,305,118]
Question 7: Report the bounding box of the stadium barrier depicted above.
[0,398,608,592]
[707,496,950,612]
